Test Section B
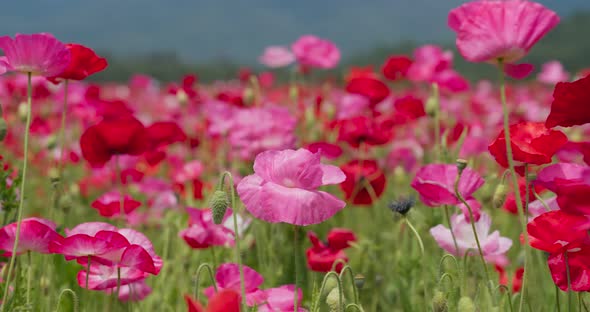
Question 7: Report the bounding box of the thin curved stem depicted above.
[499,61,530,312]
[1,72,33,311]
[312,272,343,312]
[443,206,460,255]
[454,170,492,289]
[193,263,218,300]
[54,288,79,312]
[404,218,424,255]
[339,265,359,305]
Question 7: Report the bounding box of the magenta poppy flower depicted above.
[430,212,513,265]
[0,33,71,76]
[291,35,340,69]
[411,164,484,207]
[203,263,267,306]
[0,218,62,256]
[406,45,469,92]
[237,148,346,226]
[179,207,235,249]
[258,46,295,68]
[91,191,142,217]
[535,162,586,192]
[448,0,559,79]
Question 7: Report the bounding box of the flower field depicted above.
[1,1,590,311]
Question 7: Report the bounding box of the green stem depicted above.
[1,72,33,311]
[454,169,492,293]
[443,206,460,255]
[431,83,441,160]
[556,284,561,312]
[54,288,79,312]
[193,263,218,300]
[57,80,69,178]
[294,224,300,311]
[499,62,530,312]
[339,266,359,305]
[85,256,91,290]
[404,218,424,255]
[221,171,247,311]
[26,251,32,306]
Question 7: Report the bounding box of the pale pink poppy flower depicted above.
[237,148,346,226]
[65,222,117,237]
[203,263,267,306]
[291,35,340,69]
[0,33,70,76]
[430,212,513,264]
[448,0,559,79]
[538,60,569,84]
[528,195,559,220]
[411,164,484,207]
[386,139,424,173]
[336,93,371,120]
[259,46,295,68]
[406,45,468,92]
[172,160,204,185]
[0,218,62,256]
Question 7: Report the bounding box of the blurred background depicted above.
[3,0,590,81]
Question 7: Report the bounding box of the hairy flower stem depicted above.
[193,263,218,300]
[86,256,91,290]
[565,251,572,312]
[54,288,79,312]
[499,62,530,312]
[1,72,33,311]
[26,251,32,306]
[443,205,460,255]
[454,169,492,294]
[404,217,428,304]
[220,171,247,310]
[294,224,300,311]
[57,80,69,178]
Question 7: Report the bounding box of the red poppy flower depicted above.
[185,290,241,312]
[340,159,386,205]
[548,245,590,292]
[146,121,187,149]
[306,229,356,273]
[392,96,426,124]
[503,177,544,215]
[488,121,567,173]
[48,43,107,83]
[555,181,590,216]
[345,77,390,108]
[345,66,377,83]
[527,210,590,254]
[382,55,412,81]
[91,191,142,217]
[80,115,149,167]
[545,74,590,128]
[337,116,394,148]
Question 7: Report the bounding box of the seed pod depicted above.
[492,184,508,209]
[432,290,448,312]
[326,288,342,312]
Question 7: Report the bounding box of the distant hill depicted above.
[1,0,589,63]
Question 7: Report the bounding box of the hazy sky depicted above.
[1,0,588,63]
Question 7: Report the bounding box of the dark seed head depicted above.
[388,196,416,216]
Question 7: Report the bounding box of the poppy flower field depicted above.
[1,0,590,311]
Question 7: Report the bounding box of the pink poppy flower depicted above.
[91,191,142,217]
[430,212,513,265]
[257,285,305,312]
[172,160,204,185]
[77,264,147,290]
[528,195,559,219]
[535,162,586,192]
[237,148,346,226]
[179,208,235,249]
[0,218,62,256]
[411,164,484,207]
[259,46,295,68]
[203,263,267,306]
[65,222,117,237]
[406,45,469,92]
[291,35,340,69]
[0,33,71,76]
[538,60,569,84]
[448,0,559,79]
[109,279,152,301]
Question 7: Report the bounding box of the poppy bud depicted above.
[242,87,255,105]
[432,290,448,312]
[210,190,229,224]
[0,117,6,142]
[456,159,468,173]
[176,89,188,105]
[458,297,475,312]
[321,276,338,296]
[18,102,27,122]
[289,85,299,101]
[326,288,342,312]
[492,184,508,209]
